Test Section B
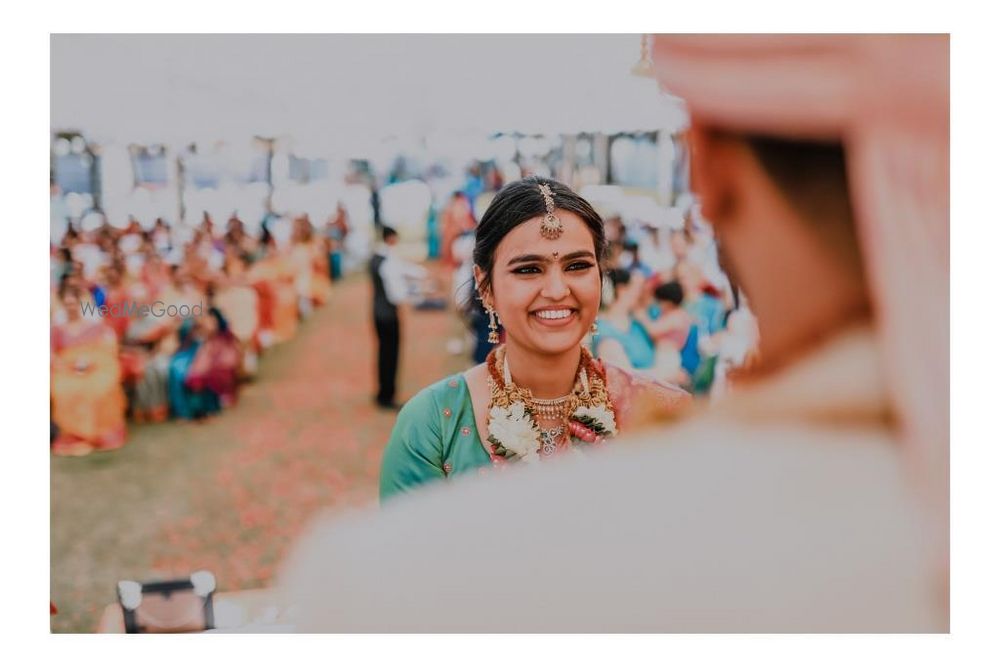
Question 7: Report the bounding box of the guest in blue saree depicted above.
[168,318,219,419]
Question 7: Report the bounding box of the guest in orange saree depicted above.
[289,216,333,309]
[51,287,127,456]
[247,234,299,345]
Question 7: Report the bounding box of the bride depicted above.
[379,177,690,500]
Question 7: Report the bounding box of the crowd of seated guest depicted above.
[50,210,348,456]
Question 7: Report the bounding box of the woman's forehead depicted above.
[494,211,595,260]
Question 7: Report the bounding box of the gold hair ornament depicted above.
[538,183,563,240]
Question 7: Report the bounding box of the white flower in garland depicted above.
[572,404,618,436]
[520,448,541,464]
[488,402,541,460]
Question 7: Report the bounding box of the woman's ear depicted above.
[473,265,492,308]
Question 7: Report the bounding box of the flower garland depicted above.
[485,345,618,464]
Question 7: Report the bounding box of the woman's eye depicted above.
[566,262,594,272]
[512,266,541,275]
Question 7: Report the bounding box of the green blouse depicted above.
[379,374,492,501]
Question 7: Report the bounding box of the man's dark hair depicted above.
[743,134,861,268]
[382,225,399,242]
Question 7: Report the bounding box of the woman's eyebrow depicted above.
[506,250,596,266]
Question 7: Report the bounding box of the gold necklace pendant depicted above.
[539,426,565,456]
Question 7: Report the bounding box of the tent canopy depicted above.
[51,34,688,150]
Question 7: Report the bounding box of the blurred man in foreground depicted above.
[280,35,948,631]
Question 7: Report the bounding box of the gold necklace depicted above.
[529,395,575,421]
[485,344,616,462]
[502,352,583,418]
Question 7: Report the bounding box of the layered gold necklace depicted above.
[485,344,618,463]
[530,394,576,422]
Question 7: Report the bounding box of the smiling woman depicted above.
[379,177,691,500]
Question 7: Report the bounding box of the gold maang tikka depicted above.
[538,183,563,240]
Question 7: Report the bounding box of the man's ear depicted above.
[688,122,747,227]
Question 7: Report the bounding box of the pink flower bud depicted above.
[569,420,597,443]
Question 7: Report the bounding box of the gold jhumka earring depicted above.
[487,307,500,344]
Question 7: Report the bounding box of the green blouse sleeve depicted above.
[379,384,446,502]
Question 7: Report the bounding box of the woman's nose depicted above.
[540,269,570,300]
